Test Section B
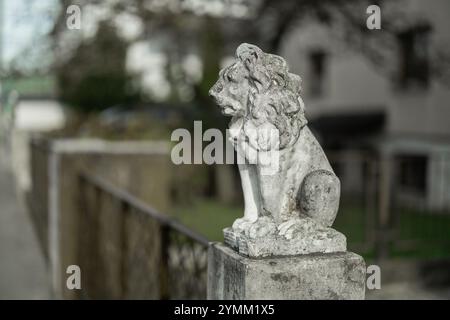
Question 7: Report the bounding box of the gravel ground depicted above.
[366,282,450,300]
[0,153,50,299]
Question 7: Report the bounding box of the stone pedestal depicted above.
[208,243,366,300]
[223,220,347,257]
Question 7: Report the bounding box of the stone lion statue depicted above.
[209,43,346,257]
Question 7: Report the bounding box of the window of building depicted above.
[396,154,428,194]
[309,50,327,97]
[397,25,431,89]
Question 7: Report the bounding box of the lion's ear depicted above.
[236,43,261,67]
[244,52,259,70]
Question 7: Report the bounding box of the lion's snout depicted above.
[209,80,224,99]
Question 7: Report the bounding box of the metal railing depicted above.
[78,172,209,299]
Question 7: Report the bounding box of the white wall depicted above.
[279,1,450,137]
[14,99,66,131]
[10,99,66,194]
[281,22,389,119]
[388,0,450,136]
[279,2,450,211]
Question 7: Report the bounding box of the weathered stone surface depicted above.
[208,243,366,300]
[223,219,346,257]
[209,43,342,257]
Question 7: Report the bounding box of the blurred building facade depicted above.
[280,0,450,211]
[116,0,450,212]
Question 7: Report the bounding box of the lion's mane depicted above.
[236,43,307,150]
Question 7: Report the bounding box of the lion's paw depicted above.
[278,217,325,240]
[277,218,309,240]
[245,216,276,239]
[232,217,254,232]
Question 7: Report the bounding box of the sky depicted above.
[1,0,59,67]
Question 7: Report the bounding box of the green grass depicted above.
[337,202,450,259]
[2,75,56,97]
[391,208,450,259]
[172,199,241,241]
[397,208,450,240]
[172,198,450,259]
[333,202,367,244]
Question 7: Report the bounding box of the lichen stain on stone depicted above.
[270,273,297,283]
[327,289,340,300]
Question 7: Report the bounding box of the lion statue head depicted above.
[209,43,307,150]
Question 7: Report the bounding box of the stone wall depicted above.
[27,137,171,299]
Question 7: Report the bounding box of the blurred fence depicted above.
[78,172,208,299]
[27,136,173,299]
[28,138,51,259]
[329,152,450,260]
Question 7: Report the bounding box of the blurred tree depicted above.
[47,0,450,114]
[56,21,138,111]
[195,18,227,130]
